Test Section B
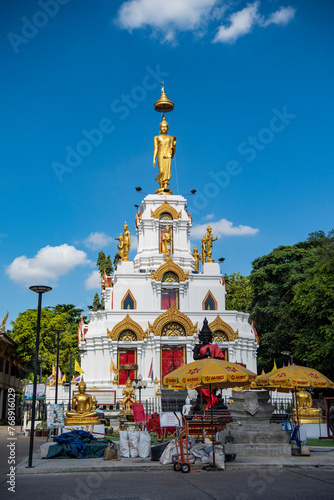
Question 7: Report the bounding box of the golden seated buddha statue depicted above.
[65,376,101,425]
[292,389,323,423]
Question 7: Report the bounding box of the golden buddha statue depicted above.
[115,222,131,262]
[292,389,323,423]
[201,236,207,264]
[204,225,218,263]
[162,224,172,259]
[153,116,176,194]
[192,245,200,271]
[65,377,101,425]
[120,379,138,412]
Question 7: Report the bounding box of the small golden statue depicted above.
[292,389,323,423]
[162,224,173,259]
[120,379,138,412]
[115,222,131,262]
[192,246,200,272]
[65,376,101,425]
[202,225,218,263]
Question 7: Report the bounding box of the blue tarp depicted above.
[45,430,110,459]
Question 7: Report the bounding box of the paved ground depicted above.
[1,426,334,500]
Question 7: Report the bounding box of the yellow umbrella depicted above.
[164,358,257,470]
[257,364,334,453]
[257,364,334,389]
[164,358,257,389]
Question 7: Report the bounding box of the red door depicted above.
[161,346,185,385]
[118,349,136,385]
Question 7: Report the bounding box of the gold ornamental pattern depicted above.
[148,304,197,337]
[208,315,239,342]
[150,201,181,220]
[151,260,189,282]
[107,314,147,341]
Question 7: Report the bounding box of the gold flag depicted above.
[110,359,119,375]
[62,374,66,382]
[74,359,84,374]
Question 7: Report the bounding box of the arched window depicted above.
[212,331,228,342]
[203,293,217,311]
[118,330,137,341]
[162,272,179,283]
[159,212,173,220]
[161,322,186,337]
[121,291,136,310]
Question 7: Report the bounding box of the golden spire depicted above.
[154,82,174,113]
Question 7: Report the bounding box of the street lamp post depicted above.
[52,330,65,404]
[281,350,294,365]
[39,357,46,383]
[132,374,147,403]
[27,285,52,469]
[68,350,79,411]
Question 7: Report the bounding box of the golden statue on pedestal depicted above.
[153,83,176,195]
[120,379,138,412]
[201,225,218,263]
[116,222,131,261]
[65,376,101,425]
[192,246,200,271]
[162,224,173,259]
[292,389,323,423]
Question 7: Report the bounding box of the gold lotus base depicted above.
[155,187,173,195]
[292,410,324,424]
[64,417,101,426]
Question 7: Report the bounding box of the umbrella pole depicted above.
[210,383,216,468]
[295,387,301,452]
[201,390,204,442]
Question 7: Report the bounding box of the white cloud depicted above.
[214,2,296,43]
[83,232,113,250]
[202,212,215,221]
[85,270,101,290]
[130,235,138,251]
[6,244,90,285]
[116,0,295,43]
[191,218,259,239]
[260,6,296,27]
[116,0,221,41]
[214,1,260,43]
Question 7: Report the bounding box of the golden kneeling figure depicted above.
[120,379,138,412]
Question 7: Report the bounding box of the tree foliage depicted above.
[224,272,253,312]
[11,304,86,381]
[92,293,102,311]
[96,251,114,276]
[250,230,334,378]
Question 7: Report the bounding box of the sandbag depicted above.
[138,431,151,458]
[119,431,130,458]
[129,430,140,458]
[160,440,176,465]
[209,445,225,470]
[104,442,118,460]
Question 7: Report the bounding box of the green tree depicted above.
[92,293,102,311]
[113,252,121,269]
[105,255,113,275]
[224,272,253,312]
[11,304,85,381]
[96,251,107,276]
[250,230,334,375]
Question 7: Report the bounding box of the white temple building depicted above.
[77,85,258,403]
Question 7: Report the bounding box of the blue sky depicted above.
[1,0,333,327]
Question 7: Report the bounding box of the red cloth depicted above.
[132,403,146,424]
[199,343,225,359]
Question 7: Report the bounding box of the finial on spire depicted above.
[154,82,174,113]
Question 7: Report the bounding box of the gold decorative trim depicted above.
[202,290,218,311]
[121,289,137,310]
[107,315,147,341]
[150,201,181,220]
[149,304,197,337]
[208,315,239,342]
[151,260,189,282]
